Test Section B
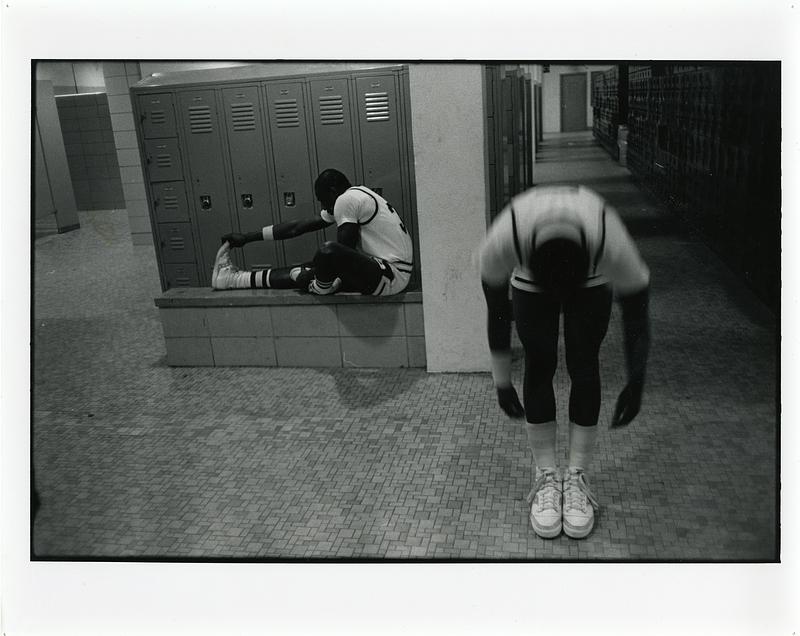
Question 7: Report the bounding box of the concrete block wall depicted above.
[156,291,426,368]
[102,62,152,246]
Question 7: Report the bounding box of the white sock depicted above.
[526,421,557,472]
[568,422,598,470]
[227,270,252,289]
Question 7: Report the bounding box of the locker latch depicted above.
[283,192,296,207]
[200,195,212,210]
[241,194,254,209]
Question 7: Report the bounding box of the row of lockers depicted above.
[620,64,780,309]
[485,65,536,220]
[131,66,418,290]
[591,66,621,159]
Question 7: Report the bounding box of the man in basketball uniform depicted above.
[477,185,651,540]
[211,169,413,296]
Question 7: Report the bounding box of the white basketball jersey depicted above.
[479,185,649,295]
[328,186,414,266]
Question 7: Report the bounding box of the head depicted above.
[314,169,352,213]
[530,237,589,295]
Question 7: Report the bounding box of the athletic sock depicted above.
[308,277,341,295]
[567,422,598,470]
[248,269,273,289]
[526,421,557,471]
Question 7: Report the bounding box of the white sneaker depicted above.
[211,242,247,290]
[562,467,599,539]
[526,468,562,538]
[308,277,341,295]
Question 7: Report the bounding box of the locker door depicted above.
[164,263,200,288]
[222,86,279,270]
[158,223,197,263]
[179,90,235,283]
[144,138,184,182]
[310,78,357,243]
[151,182,189,223]
[138,93,177,139]
[355,74,407,229]
[265,82,318,266]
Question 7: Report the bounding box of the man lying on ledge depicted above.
[212,168,414,296]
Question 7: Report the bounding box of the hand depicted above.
[497,385,525,419]
[610,380,644,428]
[221,233,247,248]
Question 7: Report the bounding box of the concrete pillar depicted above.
[35,80,79,234]
[408,64,489,373]
[103,62,152,246]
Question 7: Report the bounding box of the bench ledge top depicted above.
[155,287,423,308]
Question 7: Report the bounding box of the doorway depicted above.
[560,72,587,132]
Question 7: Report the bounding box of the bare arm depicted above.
[336,222,360,249]
[222,217,332,247]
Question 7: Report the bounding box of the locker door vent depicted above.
[150,109,168,125]
[364,92,390,122]
[168,236,186,250]
[156,154,174,169]
[163,194,179,211]
[231,102,257,132]
[318,95,345,125]
[188,105,213,134]
[274,99,300,128]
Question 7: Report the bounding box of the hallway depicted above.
[32,131,778,561]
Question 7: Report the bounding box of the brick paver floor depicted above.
[32,132,778,561]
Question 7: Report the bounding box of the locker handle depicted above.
[153,198,160,207]
[140,113,147,123]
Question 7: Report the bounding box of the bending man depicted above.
[477,184,650,540]
[212,169,413,296]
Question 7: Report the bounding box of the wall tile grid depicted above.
[160,301,426,368]
[55,93,125,210]
[102,62,151,246]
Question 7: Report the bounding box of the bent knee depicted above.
[318,240,341,255]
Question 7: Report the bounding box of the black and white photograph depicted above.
[2,2,798,634]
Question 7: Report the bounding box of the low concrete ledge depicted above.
[155,287,423,308]
[155,287,426,369]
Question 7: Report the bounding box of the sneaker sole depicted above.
[563,518,594,539]
[530,516,562,539]
[211,242,230,290]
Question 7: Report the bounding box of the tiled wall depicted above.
[159,301,426,368]
[56,93,125,210]
[102,62,152,246]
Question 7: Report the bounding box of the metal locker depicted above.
[178,89,236,284]
[309,77,358,243]
[138,93,178,139]
[151,182,190,223]
[158,223,197,263]
[355,74,407,230]
[265,82,319,267]
[164,263,200,288]
[221,86,279,271]
[143,138,184,183]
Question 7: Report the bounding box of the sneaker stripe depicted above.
[250,271,257,288]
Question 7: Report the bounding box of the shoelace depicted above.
[526,470,560,512]
[563,470,598,513]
